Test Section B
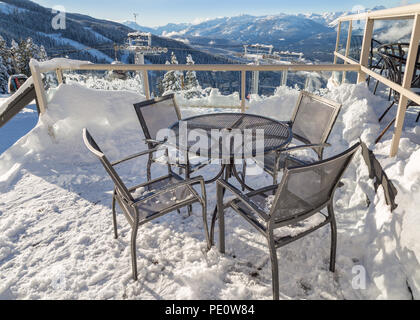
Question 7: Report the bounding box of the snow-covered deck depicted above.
[0,82,419,299]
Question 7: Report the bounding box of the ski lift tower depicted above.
[124,32,168,95]
[242,44,273,95]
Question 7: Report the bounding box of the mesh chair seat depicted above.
[257,148,316,174]
[230,186,328,227]
[130,175,196,220]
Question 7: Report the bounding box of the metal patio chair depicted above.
[376,46,420,122]
[133,94,209,183]
[215,142,361,300]
[245,91,342,185]
[374,50,420,143]
[83,128,210,280]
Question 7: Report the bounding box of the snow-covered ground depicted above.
[0,79,419,300]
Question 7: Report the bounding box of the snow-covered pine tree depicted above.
[161,52,183,94]
[10,39,26,75]
[0,36,12,92]
[11,38,49,76]
[0,36,13,75]
[184,54,199,89]
[0,55,9,94]
[184,54,201,98]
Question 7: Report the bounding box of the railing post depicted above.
[241,70,246,113]
[357,18,374,83]
[29,61,48,114]
[390,13,420,157]
[281,70,288,86]
[56,68,63,84]
[333,21,342,64]
[142,69,150,100]
[342,20,353,83]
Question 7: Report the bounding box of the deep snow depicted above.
[0,80,419,300]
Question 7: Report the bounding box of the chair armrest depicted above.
[217,178,270,221]
[144,138,167,145]
[111,146,161,166]
[281,142,331,153]
[130,176,205,207]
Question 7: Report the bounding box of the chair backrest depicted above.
[378,52,403,100]
[133,94,181,143]
[270,142,360,224]
[290,91,341,159]
[82,128,133,202]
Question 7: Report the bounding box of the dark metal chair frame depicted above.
[376,44,420,120]
[247,91,342,185]
[133,93,210,183]
[374,47,420,143]
[83,128,210,281]
[214,142,361,300]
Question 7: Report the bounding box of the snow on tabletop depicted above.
[0,82,419,299]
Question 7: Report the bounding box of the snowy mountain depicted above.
[0,0,233,66]
[124,6,387,62]
[124,14,336,61]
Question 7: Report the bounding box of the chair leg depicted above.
[373,79,380,95]
[378,101,395,122]
[267,236,280,300]
[217,183,225,253]
[241,159,247,191]
[112,189,118,239]
[328,204,337,273]
[201,201,211,250]
[131,213,139,281]
[272,154,279,192]
[375,118,395,144]
[186,162,192,216]
[147,157,152,182]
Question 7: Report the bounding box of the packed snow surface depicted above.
[0,81,419,300]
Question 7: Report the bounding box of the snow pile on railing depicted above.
[0,82,419,299]
[30,58,92,72]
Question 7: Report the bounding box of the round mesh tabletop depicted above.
[168,113,292,160]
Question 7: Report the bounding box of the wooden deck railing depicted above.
[332,4,420,156]
[26,4,420,157]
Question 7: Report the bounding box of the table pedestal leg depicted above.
[210,163,231,251]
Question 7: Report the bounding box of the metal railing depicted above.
[332,4,420,157]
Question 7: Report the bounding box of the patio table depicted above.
[168,112,292,245]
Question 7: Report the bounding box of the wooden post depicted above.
[281,70,288,86]
[357,19,374,83]
[241,70,246,113]
[390,13,420,157]
[29,61,48,114]
[333,21,342,64]
[142,69,150,100]
[56,68,63,84]
[342,20,353,83]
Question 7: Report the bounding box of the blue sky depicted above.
[34,0,418,27]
